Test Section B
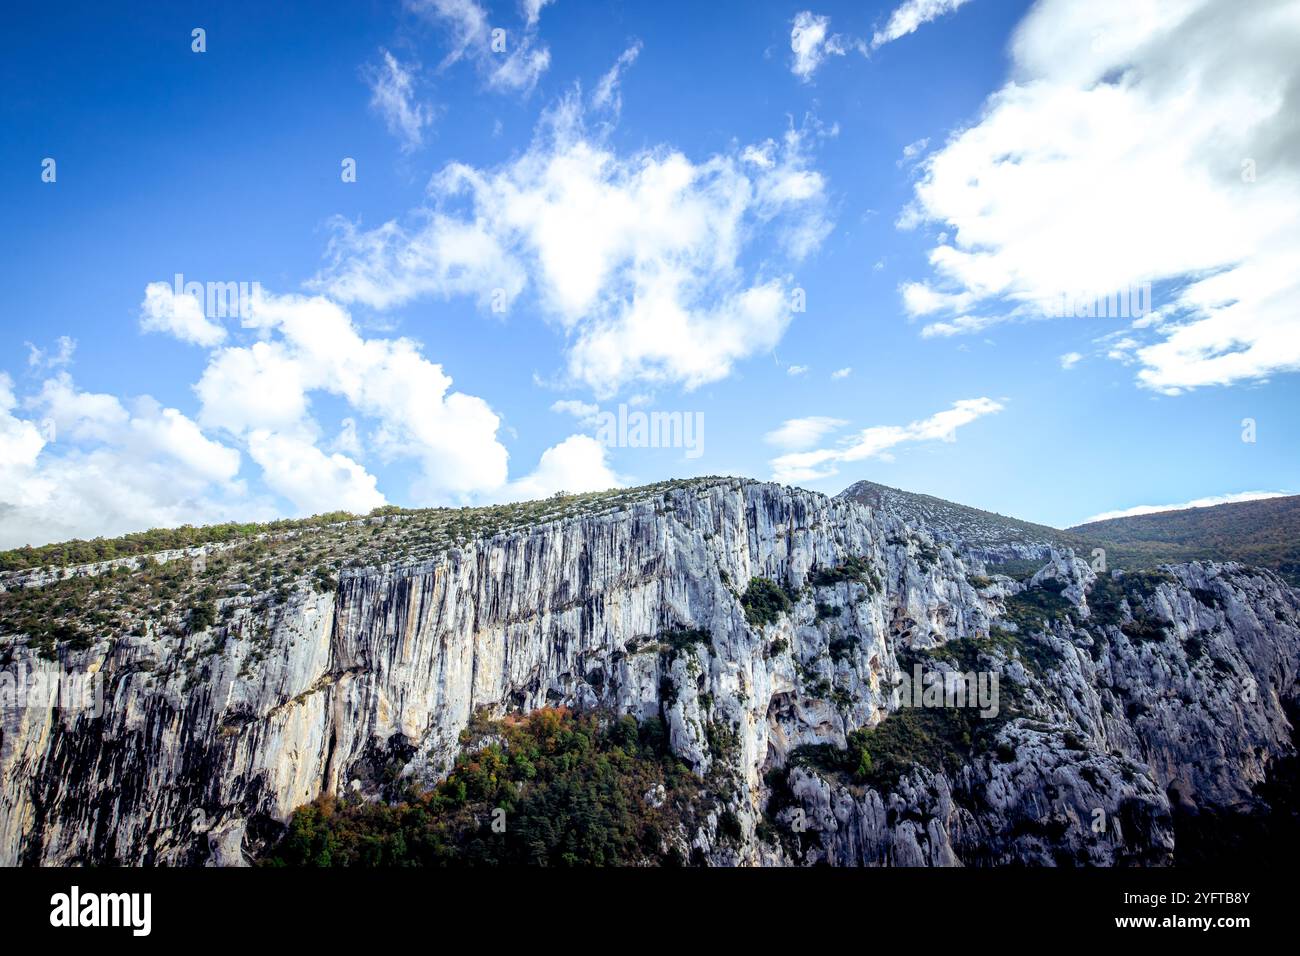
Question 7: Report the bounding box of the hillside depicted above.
[838,479,1300,584]
[837,479,1201,575]
[838,480,1073,555]
[1070,495,1300,585]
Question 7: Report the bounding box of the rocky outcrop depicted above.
[1,478,1296,865]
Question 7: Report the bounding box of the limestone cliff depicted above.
[1,478,1296,865]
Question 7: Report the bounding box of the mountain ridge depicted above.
[839,478,1299,584]
[2,478,1298,866]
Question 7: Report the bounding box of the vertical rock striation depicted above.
[1,478,1296,865]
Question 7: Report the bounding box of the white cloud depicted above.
[521,0,555,28]
[0,374,46,477]
[315,215,526,313]
[1,263,665,546]
[2,276,644,544]
[139,282,227,347]
[897,0,1300,394]
[408,0,552,94]
[489,42,551,94]
[919,314,996,338]
[769,397,1003,483]
[0,373,257,549]
[333,417,363,458]
[246,430,385,516]
[366,49,433,152]
[501,434,621,501]
[1078,491,1292,525]
[35,373,129,443]
[787,364,809,376]
[763,415,847,451]
[550,398,601,426]
[897,137,930,167]
[901,281,975,318]
[1059,351,1083,369]
[199,290,510,503]
[790,12,854,81]
[196,342,308,435]
[315,98,830,396]
[831,366,852,379]
[592,41,642,115]
[872,0,973,49]
[791,2,965,78]
[411,0,489,65]
[26,336,76,370]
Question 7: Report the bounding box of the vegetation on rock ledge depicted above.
[259,708,702,867]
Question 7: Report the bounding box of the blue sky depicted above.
[2,0,1297,548]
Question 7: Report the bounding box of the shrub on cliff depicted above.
[741,577,791,627]
[259,708,700,867]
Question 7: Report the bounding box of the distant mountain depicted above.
[838,479,1073,560]
[1070,494,1300,585]
[837,479,1300,581]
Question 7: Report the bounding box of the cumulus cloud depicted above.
[0,374,47,478]
[246,430,385,516]
[1078,491,1292,525]
[2,279,639,543]
[897,0,1300,394]
[0,372,257,549]
[366,49,433,152]
[831,366,852,379]
[763,415,847,451]
[769,397,1003,484]
[315,97,830,396]
[500,434,621,501]
[197,290,509,503]
[139,282,227,347]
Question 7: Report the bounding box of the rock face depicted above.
[1,478,1297,865]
